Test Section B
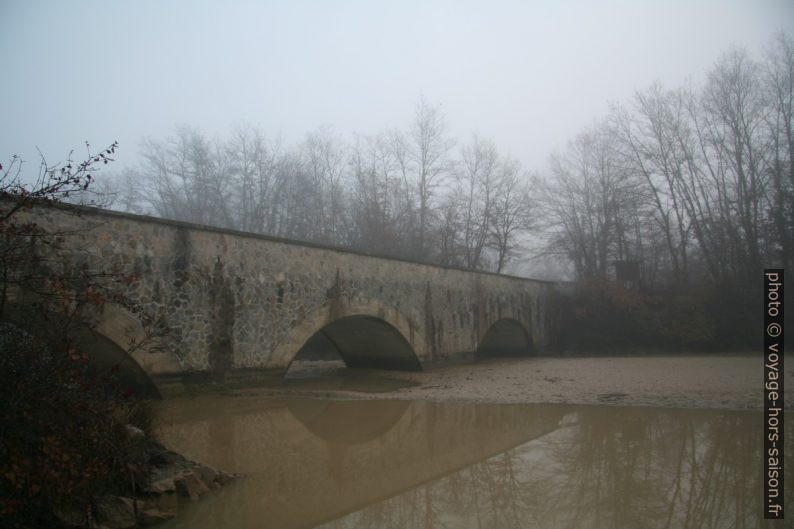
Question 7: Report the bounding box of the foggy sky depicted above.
[2,0,793,178]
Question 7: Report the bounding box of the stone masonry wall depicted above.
[21,203,560,376]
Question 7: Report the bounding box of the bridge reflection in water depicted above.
[155,397,792,529]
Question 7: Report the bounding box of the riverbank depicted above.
[52,440,237,528]
[242,354,789,410]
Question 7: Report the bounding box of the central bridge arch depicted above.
[274,300,424,371]
[303,316,422,370]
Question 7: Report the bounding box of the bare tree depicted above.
[294,127,349,245]
[455,135,500,270]
[490,157,533,273]
[128,126,232,227]
[700,47,770,281]
[611,85,693,285]
[226,124,286,235]
[762,31,794,270]
[436,188,463,267]
[539,123,638,280]
[348,132,409,256]
[405,97,455,261]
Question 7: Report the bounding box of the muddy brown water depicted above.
[154,391,793,529]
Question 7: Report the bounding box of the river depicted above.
[153,390,792,529]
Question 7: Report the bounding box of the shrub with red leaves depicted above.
[0,144,155,528]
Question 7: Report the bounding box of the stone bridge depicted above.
[21,203,562,391]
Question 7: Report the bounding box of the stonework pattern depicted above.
[22,203,562,376]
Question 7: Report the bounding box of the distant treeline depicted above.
[539,32,793,350]
[541,31,793,289]
[112,96,531,274]
[106,32,792,350]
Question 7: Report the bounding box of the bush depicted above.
[564,278,649,351]
[0,144,159,527]
[0,323,149,527]
[561,278,758,353]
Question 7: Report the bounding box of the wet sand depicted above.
[275,354,791,410]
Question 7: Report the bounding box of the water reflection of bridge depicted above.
[156,397,568,529]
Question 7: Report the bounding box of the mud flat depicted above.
[269,354,791,410]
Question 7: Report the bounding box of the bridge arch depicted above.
[92,305,182,378]
[5,303,163,398]
[71,322,162,399]
[273,300,424,371]
[476,318,535,358]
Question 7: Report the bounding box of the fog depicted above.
[2,0,792,171]
[2,1,794,296]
